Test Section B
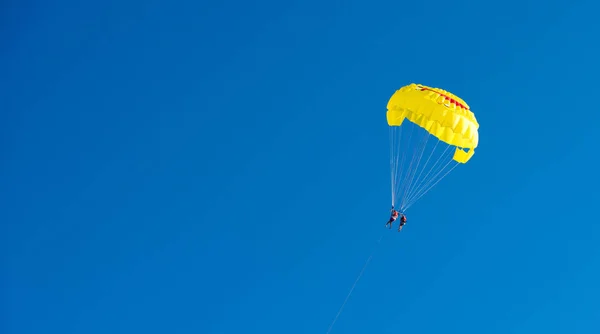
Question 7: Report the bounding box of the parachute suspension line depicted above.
[391,124,407,209]
[397,124,417,207]
[398,138,418,208]
[391,123,415,208]
[325,233,385,334]
[389,128,394,205]
[403,138,441,208]
[404,159,459,211]
[389,126,399,206]
[390,120,464,212]
[389,126,403,206]
[399,130,431,210]
[401,142,453,211]
[390,120,446,211]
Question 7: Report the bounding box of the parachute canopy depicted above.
[387,84,479,211]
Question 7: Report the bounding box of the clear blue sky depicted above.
[3,0,600,333]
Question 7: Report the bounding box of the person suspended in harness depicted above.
[397,214,407,232]
[385,206,399,229]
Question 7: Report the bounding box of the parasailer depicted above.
[398,214,407,231]
[385,206,399,229]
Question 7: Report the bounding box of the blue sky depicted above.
[2,0,600,333]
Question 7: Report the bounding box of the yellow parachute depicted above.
[387,84,480,211]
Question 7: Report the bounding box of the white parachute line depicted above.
[397,124,426,209]
[404,149,454,207]
[389,127,398,206]
[397,133,424,210]
[404,138,441,203]
[400,130,426,207]
[393,124,414,207]
[404,162,451,211]
[404,160,459,211]
[404,162,458,211]
[400,131,431,209]
[390,128,400,207]
[392,126,404,206]
[325,233,385,334]
[395,132,407,206]
[402,144,452,209]
[389,127,395,205]
[403,144,450,207]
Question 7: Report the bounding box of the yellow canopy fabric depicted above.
[386,84,479,163]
